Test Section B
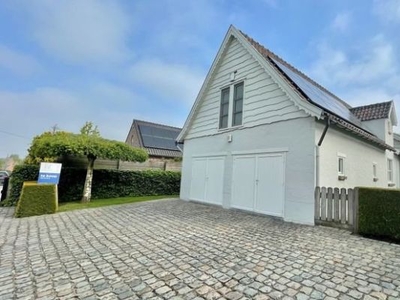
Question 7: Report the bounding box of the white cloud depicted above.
[20,0,131,64]
[373,0,400,23]
[128,59,205,106]
[340,88,399,108]
[130,1,223,60]
[0,83,189,158]
[331,12,351,32]
[309,35,397,87]
[0,88,82,157]
[0,45,41,76]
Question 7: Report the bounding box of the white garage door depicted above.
[190,156,225,205]
[232,153,285,217]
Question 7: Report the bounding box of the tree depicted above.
[26,122,148,202]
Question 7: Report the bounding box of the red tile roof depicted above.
[350,101,393,121]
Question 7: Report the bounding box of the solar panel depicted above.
[139,124,180,150]
[270,57,364,128]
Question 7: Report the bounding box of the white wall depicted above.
[316,122,394,188]
[186,36,308,140]
[181,117,316,225]
[362,118,394,147]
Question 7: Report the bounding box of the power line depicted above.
[0,129,30,139]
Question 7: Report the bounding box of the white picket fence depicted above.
[314,187,359,231]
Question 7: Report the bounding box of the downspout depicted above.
[318,114,330,146]
[316,114,330,187]
[175,141,184,153]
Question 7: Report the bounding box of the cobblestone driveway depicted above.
[0,199,399,300]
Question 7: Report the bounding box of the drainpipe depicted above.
[316,114,330,187]
[318,115,330,146]
[175,141,184,153]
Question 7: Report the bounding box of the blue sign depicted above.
[38,173,60,184]
[38,163,62,185]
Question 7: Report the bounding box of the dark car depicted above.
[0,171,10,185]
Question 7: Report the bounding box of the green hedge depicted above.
[5,164,180,205]
[358,187,400,241]
[15,182,58,217]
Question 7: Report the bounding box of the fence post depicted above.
[353,187,359,233]
[321,187,327,220]
[314,186,320,221]
[333,188,340,222]
[340,188,347,224]
[327,187,333,221]
[348,189,354,226]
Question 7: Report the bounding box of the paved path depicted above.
[0,200,399,300]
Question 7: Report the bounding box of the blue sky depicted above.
[1,0,399,158]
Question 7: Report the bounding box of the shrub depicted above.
[91,169,181,199]
[4,164,39,206]
[15,182,58,218]
[358,187,400,241]
[6,165,181,205]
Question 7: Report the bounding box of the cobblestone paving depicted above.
[0,199,399,300]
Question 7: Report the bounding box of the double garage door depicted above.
[190,152,285,217]
[232,153,285,217]
[190,156,225,205]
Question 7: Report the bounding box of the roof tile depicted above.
[350,101,392,121]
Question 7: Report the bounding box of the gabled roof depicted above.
[350,101,393,121]
[177,26,395,151]
[127,119,182,158]
[240,31,395,151]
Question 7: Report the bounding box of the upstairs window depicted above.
[233,82,244,126]
[219,88,230,129]
[219,82,244,129]
[337,153,346,180]
[387,158,393,182]
[338,157,344,175]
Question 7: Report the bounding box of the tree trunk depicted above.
[82,156,95,203]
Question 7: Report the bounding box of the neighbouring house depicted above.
[125,119,183,160]
[177,25,399,225]
[4,156,18,172]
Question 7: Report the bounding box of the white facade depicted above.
[316,122,392,189]
[186,36,309,140]
[179,26,398,225]
[181,118,317,225]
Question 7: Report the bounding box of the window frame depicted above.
[232,82,244,127]
[218,80,245,130]
[338,157,345,176]
[219,87,230,129]
[387,158,393,182]
[373,162,377,178]
[337,153,346,176]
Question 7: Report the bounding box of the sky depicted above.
[0,0,399,158]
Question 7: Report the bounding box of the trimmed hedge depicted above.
[358,187,400,241]
[7,164,39,205]
[15,182,58,217]
[6,164,180,205]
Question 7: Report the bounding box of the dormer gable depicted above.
[350,101,397,145]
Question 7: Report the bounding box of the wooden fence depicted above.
[314,186,359,231]
[57,156,182,172]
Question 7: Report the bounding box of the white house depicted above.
[177,26,398,225]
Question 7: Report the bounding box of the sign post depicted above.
[38,162,62,185]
